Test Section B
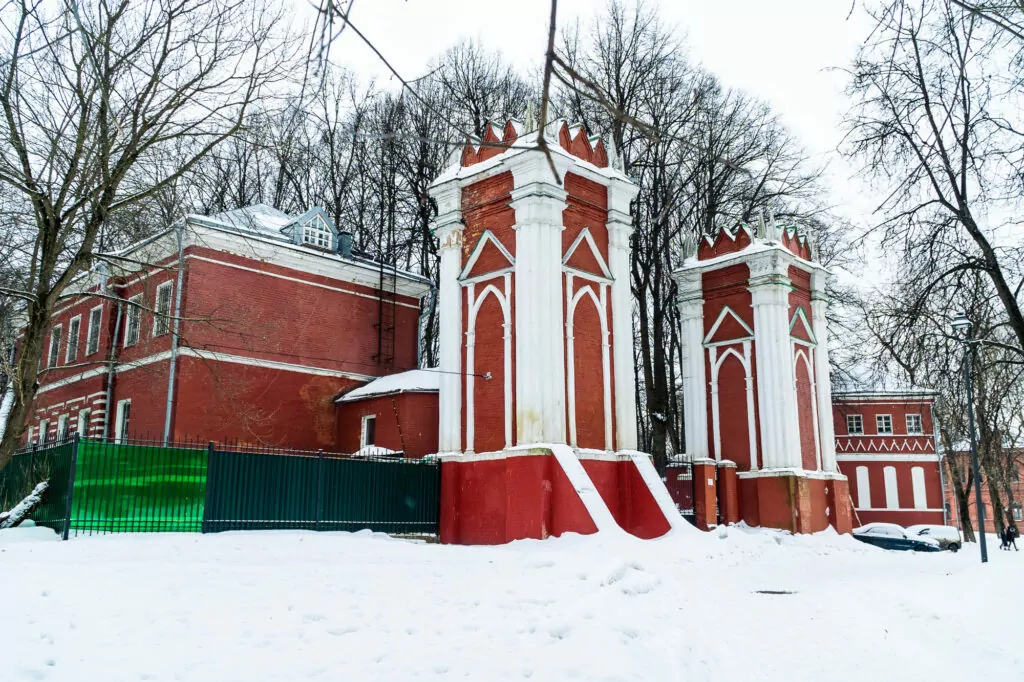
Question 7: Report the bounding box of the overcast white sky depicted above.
[312,0,880,227]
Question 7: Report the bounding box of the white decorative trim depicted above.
[703,306,754,345]
[837,453,940,462]
[854,507,945,513]
[737,468,847,481]
[565,278,613,450]
[792,345,822,471]
[188,255,421,310]
[459,229,515,281]
[464,276,513,453]
[789,307,818,345]
[562,227,613,280]
[38,347,374,396]
[835,438,936,454]
[460,266,515,286]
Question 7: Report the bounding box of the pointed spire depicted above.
[756,210,766,240]
[524,101,536,132]
[607,138,624,172]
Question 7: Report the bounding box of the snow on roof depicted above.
[336,369,440,403]
[210,203,295,239]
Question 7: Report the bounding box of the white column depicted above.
[430,180,464,454]
[510,153,569,444]
[811,269,838,472]
[676,272,708,460]
[608,177,640,451]
[749,253,800,469]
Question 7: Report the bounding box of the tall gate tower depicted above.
[429,119,683,544]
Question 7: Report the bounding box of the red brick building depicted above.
[943,449,1023,534]
[23,205,432,451]
[832,390,946,527]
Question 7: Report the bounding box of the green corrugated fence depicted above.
[70,440,208,534]
[1,436,440,538]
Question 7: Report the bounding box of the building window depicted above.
[48,325,62,367]
[883,466,899,509]
[360,414,376,448]
[153,282,173,337]
[86,305,103,355]
[77,409,91,437]
[906,414,923,435]
[911,466,927,510]
[856,466,871,508]
[56,414,69,442]
[1013,504,1023,523]
[66,316,81,363]
[124,295,142,347]
[876,414,893,435]
[846,414,864,435]
[302,215,333,250]
[115,399,131,443]
[39,419,50,444]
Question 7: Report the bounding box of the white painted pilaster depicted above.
[510,152,570,444]
[811,270,838,472]
[608,176,640,450]
[676,272,708,460]
[430,180,464,454]
[749,252,800,469]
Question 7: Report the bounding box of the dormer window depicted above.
[302,214,333,250]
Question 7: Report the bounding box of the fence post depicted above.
[202,441,215,533]
[62,434,80,541]
[315,449,324,532]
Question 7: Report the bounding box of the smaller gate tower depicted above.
[674,219,854,534]
[429,118,683,544]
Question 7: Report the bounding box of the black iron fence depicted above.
[0,436,440,538]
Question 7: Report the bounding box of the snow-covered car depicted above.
[905,524,962,552]
[852,523,942,552]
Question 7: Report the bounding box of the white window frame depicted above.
[114,399,131,444]
[1013,505,1023,522]
[56,414,69,442]
[77,408,91,437]
[27,425,34,445]
[876,414,893,435]
[360,414,376,448]
[905,413,923,435]
[856,466,871,508]
[38,419,50,444]
[883,466,899,509]
[302,215,334,250]
[48,325,62,367]
[124,295,143,347]
[86,305,103,356]
[846,414,864,435]
[66,315,81,363]
[911,466,927,509]
[153,282,173,337]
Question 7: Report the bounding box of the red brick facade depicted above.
[23,208,430,452]
[833,392,946,527]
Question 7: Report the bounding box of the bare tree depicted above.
[0,0,292,470]
[845,0,1024,361]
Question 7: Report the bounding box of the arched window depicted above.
[302,214,333,249]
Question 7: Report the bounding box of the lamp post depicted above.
[951,314,988,564]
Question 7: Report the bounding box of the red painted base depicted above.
[439,450,672,545]
[717,462,740,525]
[737,472,853,534]
[692,459,718,530]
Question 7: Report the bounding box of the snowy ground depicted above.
[1,524,1021,682]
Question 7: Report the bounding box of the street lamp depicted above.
[951,313,988,563]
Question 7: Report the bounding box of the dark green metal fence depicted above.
[203,446,441,535]
[0,439,75,534]
[2,436,440,538]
